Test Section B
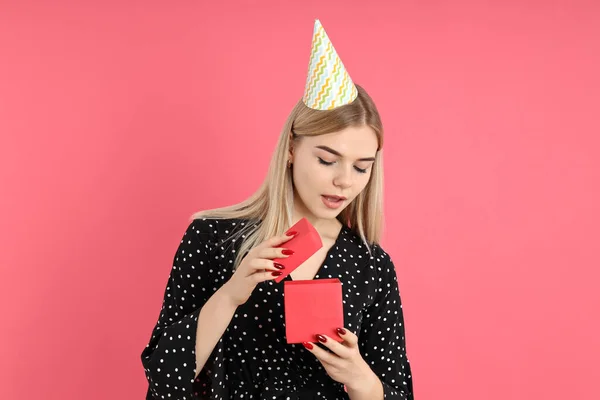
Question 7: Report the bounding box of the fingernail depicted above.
[274,263,285,270]
[315,334,327,343]
[302,342,313,350]
[286,231,298,237]
[336,328,347,335]
[282,249,295,255]
[271,271,282,276]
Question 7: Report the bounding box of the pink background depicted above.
[1,1,599,399]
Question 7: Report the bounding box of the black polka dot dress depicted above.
[141,218,414,399]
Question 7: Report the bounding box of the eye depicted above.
[318,157,334,166]
[319,157,370,173]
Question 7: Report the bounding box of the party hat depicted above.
[303,20,358,110]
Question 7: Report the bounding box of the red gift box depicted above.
[284,278,344,344]
[273,218,323,283]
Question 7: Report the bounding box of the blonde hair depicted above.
[192,84,385,269]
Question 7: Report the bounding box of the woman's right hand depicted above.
[220,232,297,306]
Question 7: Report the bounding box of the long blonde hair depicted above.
[192,84,385,269]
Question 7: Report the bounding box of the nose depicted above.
[333,165,353,189]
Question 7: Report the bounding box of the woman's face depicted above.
[290,125,379,222]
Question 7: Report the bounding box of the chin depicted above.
[309,204,345,220]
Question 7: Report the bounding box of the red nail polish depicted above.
[337,328,347,335]
[282,249,295,255]
[286,231,298,237]
[271,271,282,276]
[315,334,327,343]
[302,342,313,350]
[273,263,285,270]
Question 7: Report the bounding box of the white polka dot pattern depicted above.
[141,218,414,399]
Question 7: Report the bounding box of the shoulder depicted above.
[369,243,401,292]
[173,217,255,269]
[341,226,394,267]
[182,217,256,247]
[370,243,393,267]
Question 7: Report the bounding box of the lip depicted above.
[323,194,347,201]
[321,195,346,210]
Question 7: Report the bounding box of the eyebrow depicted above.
[315,145,376,162]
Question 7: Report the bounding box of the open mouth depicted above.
[321,195,346,209]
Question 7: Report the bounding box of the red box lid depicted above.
[273,218,323,283]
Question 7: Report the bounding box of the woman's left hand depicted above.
[302,327,379,391]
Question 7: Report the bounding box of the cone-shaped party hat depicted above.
[303,20,358,110]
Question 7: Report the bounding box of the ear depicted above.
[288,141,294,163]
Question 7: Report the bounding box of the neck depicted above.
[291,200,341,239]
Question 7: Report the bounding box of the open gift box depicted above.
[284,278,344,344]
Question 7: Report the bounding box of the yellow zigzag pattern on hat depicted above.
[302,20,357,110]
[305,41,329,106]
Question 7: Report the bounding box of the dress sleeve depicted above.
[358,251,415,399]
[141,219,223,400]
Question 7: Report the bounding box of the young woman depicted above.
[141,20,414,400]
